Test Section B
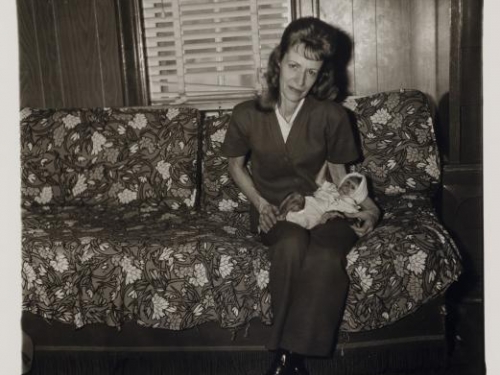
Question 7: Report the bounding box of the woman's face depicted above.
[279,44,323,108]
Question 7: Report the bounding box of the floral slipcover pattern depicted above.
[22,206,271,330]
[21,107,199,210]
[344,91,440,197]
[201,113,250,214]
[341,193,460,331]
[22,90,461,334]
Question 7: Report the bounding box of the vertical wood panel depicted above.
[320,0,353,33]
[352,0,377,94]
[115,0,150,106]
[33,0,65,108]
[95,0,124,107]
[297,0,316,17]
[410,0,437,98]
[459,0,482,163]
[437,0,451,102]
[449,0,462,163]
[376,0,412,92]
[313,0,448,98]
[436,0,451,160]
[54,0,103,107]
[320,0,355,94]
[17,0,44,108]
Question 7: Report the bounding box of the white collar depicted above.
[274,98,305,142]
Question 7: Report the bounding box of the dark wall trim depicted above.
[440,163,483,302]
[448,0,483,164]
[290,0,298,19]
[291,0,319,19]
[449,0,462,164]
[114,0,149,106]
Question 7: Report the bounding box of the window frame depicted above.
[115,0,311,108]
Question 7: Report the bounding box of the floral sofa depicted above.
[21,90,462,374]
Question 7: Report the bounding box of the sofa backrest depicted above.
[20,107,200,210]
[201,89,441,213]
[345,90,441,197]
[201,113,250,213]
[20,90,440,212]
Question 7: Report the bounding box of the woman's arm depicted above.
[327,162,347,185]
[327,162,380,236]
[227,156,279,233]
[347,196,380,236]
[227,156,261,209]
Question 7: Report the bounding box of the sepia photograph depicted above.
[1,0,493,374]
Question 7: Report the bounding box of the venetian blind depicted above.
[141,0,291,107]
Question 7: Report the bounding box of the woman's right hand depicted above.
[258,198,280,233]
[227,157,279,233]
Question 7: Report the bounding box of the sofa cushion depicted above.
[22,200,461,332]
[21,107,199,211]
[22,207,271,330]
[344,90,441,197]
[201,113,250,213]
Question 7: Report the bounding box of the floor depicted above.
[387,299,485,375]
[445,299,485,375]
[23,299,485,375]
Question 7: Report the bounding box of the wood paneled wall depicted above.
[298,0,450,103]
[19,0,452,110]
[18,0,123,108]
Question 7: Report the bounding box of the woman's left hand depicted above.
[279,192,305,217]
[344,209,379,237]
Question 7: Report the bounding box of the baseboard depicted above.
[34,334,445,353]
[29,339,449,375]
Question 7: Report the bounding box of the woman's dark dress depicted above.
[221,96,359,356]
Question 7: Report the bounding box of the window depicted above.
[141,0,291,108]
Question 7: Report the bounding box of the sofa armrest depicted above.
[340,195,462,332]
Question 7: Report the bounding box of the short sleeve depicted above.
[221,103,251,157]
[326,103,360,164]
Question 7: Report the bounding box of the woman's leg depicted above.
[261,221,310,351]
[279,218,358,357]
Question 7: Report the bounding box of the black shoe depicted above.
[288,354,309,375]
[264,350,309,375]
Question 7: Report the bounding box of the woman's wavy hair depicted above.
[257,17,339,110]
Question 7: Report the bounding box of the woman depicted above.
[221,17,380,375]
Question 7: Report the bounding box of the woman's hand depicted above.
[344,209,379,237]
[258,198,280,233]
[319,211,344,224]
[227,157,280,233]
[278,192,305,218]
